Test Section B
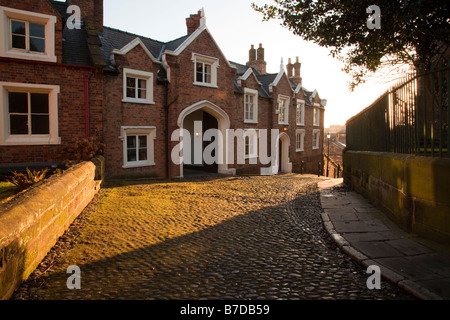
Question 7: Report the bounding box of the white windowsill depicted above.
[193,82,218,88]
[122,98,155,105]
[1,136,61,146]
[122,162,155,169]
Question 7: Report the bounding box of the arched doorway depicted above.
[278,132,292,173]
[177,100,235,178]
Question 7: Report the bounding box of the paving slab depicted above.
[414,278,450,300]
[352,241,403,258]
[374,257,440,281]
[405,253,450,277]
[318,179,450,300]
[343,232,392,242]
[386,239,434,256]
[332,219,390,233]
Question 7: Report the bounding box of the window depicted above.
[312,129,320,150]
[122,69,154,104]
[0,82,60,145]
[278,95,289,124]
[313,103,321,126]
[296,100,305,126]
[192,53,219,88]
[244,88,258,123]
[0,6,56,62]
[244,130,258,159]
[296,129,305,152]
[11,20,45,53]
[196,61,211,84]
[120,126,156,168]
[127,135,147,163]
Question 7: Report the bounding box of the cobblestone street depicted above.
[12,174,414,300]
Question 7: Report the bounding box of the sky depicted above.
[102,0,394,128]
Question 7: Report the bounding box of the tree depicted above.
[252,0,449,90]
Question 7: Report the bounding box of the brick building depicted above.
[0,0,104,173]
[0,0,326,179]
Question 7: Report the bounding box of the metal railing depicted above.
[347,60,450,157]
[323,153,342,178]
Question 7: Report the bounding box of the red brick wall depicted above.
[0,1,104,167]
[0,61,103,164]
[102,44,167,179]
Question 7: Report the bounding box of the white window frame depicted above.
[312,129,320,150]
[122,68,154,104]
[0,82,60,145]
[296,99,305,126]
[278,95,290,125]
[0,6,56,63]
[119,126,156,168]
[244,88,258,124]
[244,129,258,159]
[192,53,219,88]
[295,129,305,152]
[313,103,321,127]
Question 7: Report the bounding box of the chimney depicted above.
[257,43,264,62]
[289,56,302,85]
[249,45,256,62]
[68,0,103,32]
[186,10,203,34]
[286,58,294,78]
[246,43,267,75]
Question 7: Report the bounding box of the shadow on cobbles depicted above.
[12,185,414,300]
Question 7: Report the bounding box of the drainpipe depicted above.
[164,79,170,178]
[84,74,90,138]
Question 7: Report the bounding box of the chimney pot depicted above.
[246,43,266,74]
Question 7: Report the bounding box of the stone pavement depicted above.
[318,179,450,300]
[12,174,414,300]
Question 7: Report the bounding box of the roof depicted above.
[255,73,277,98]
[229,61,261,76]
[99,27,195,73]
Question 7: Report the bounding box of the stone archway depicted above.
[278,132,292,173]
[177,100,235,178]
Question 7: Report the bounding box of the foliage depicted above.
[0,181,18,202]
[6,168,49,191]
[252,0,450,90]
[61,137,105,167]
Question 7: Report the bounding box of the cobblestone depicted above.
[11,174,415,300]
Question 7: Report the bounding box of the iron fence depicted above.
[347,60,450,157]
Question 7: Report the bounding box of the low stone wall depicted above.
[343,151,450,245]
[0,158,103,300]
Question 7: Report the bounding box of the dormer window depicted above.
[196,61,211,84]
[313,103,321,126]
[278,95,289,125]
[0,6,56,62]
[192,53,219,88]
[244,88,258,123]
[296,100,305,126]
